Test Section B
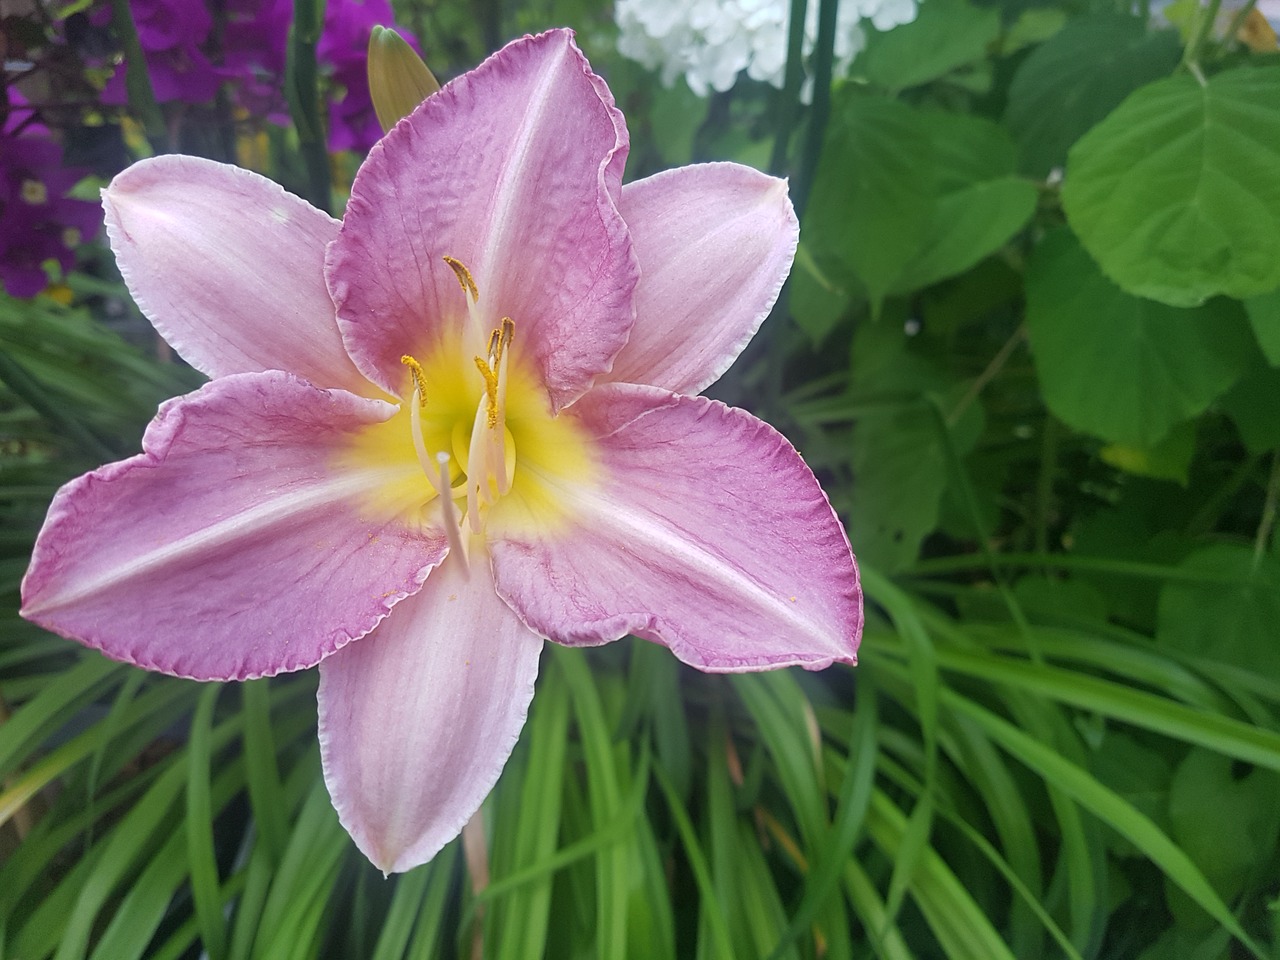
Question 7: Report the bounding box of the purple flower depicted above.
[21,31,861,873]
[319,0,423,151]
[99,0,420,151]
[98,0,221,104]
[0,101,101,297]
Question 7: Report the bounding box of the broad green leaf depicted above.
[1219,359,1280,452]
[1025,230,1253,446]
[888,111,1036,294]
[1245,288,1280,365]
[1099,420,1197,483]
[1004,16,1181,176]
[848,324,985,570]
[1089,730,1173,854]
[855,0,1000,92]
[1063,66,1280,306]
[1157,544,1280,677]
[1001,8,1067,55]
[890,177,1037,294]
[806,94,934,310]
[790,243,855,346]
[1166,748,1280,920]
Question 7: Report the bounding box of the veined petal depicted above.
[20,372,444,681]
[104,155,370,395]
[328,29,636,408]
[604,163,798,395]
[489,384,861,671]
[318,553,542,874]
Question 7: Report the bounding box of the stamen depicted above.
[430,452,469,572]
[443,256,479,302]
[400,355,427,406]
[474,356,500,428]
[404,381,434,479]
[473,318,513,431]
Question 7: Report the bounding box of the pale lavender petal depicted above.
[21,372,444,681]
[318,553,542,874]
[327,29,636,408]
[104,155,370,394]
[605,163,798,395]
[489,384,861,671]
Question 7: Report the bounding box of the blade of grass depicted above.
[187,684,228,960]
[556,647,630,960]
[653,758,736,960]
[947,691,1266,958]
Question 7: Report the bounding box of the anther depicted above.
[400,355,427,406]
[443,256,479,303]
[473,356,500,427]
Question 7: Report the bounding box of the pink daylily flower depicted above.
[20,29,860,874]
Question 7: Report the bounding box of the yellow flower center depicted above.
[344,257,596,558]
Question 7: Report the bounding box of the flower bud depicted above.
[368,25,441,133]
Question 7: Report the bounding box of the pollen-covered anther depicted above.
[400,354,427,406]
[443,256,479,302]
[473,318,514,429]
[399,354,434,481]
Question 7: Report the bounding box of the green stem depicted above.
[1033,415,1060,558]
[1253,451,1280,568]
[1221,0,1260,54]
[769,0,809,176]
[286,0,331,213]
[1181,0,1224,73]
[108,0,169,152]
[795,0,839,219]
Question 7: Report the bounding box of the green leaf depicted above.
[855,0,1000,92]
[890,112,1036,294]
[1025,230,1253,446]
[1000,8,1067,55]
[1166,748,1280,918]
[946,695,1265,958]
[806,94,934,310]
[1099,420,1198,483]
[892,177,1037,294]
[847,324,985,571]
[790,243,855,346]
[1157,544,1280,677]
[1245,287,1280,365]
[1219,359,1280,453]
[1004,16,1181,176]
[1063,66,1280,306]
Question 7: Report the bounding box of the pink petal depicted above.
[318,553,542,874]
[605,163,799,395]
[489,384,861,671]
[21,372,445,681]
[104,155,370,394]
[327,29,636,408]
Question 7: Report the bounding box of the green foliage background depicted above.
[3,0,1280,957]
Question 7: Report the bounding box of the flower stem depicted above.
[769,0,809,176]
[795,0,839,218]
[286,0,332,213]
[1182,0,1224,75]
[108,0,168,152]
[1253,451,1280,568]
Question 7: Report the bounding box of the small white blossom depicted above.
[615,0,919,97]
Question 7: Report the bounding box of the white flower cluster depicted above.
[615,0,919,97]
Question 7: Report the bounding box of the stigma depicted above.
[397,258,521,565]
